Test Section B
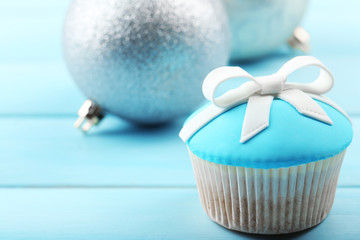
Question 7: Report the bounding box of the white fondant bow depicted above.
[179,56,350,143]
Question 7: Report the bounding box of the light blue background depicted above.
[0,0,359,239]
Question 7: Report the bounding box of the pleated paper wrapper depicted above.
[189,149,346,234]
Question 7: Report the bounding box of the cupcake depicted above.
[179,56,353,234]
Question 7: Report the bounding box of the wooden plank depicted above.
[0,187,359,240]
[0,63,85,115]
[1,56,359,115]
[0,116,194,187]
[0,116,358,187]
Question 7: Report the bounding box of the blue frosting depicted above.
[186,99,353,169]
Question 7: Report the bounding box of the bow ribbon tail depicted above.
[278,89,333,125]
[240,95,274,143]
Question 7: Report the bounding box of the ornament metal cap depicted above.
[74,99,104,132]
[288,26,311,53]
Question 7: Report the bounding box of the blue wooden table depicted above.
[1,1,359,239]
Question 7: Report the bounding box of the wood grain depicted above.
[0,116,358,187]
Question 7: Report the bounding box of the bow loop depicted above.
[279,56,334,95]
[202,66,260,108]
[179,56,344,144]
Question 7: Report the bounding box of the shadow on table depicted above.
[87,115,185,140]
[216,223,317,240]
[207,218,318,239]
[229,229,313,240]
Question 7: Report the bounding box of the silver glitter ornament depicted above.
[63,0,230,126]
[224,0,308,60]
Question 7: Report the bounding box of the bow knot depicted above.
[180,56,348,144]
[255,73,285,95]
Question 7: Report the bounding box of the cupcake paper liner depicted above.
[189,149,346,234]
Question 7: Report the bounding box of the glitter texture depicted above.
[63,0,230,124]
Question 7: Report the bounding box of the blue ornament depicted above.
[224,0,308,60]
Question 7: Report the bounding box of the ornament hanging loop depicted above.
[74,99,104,132]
